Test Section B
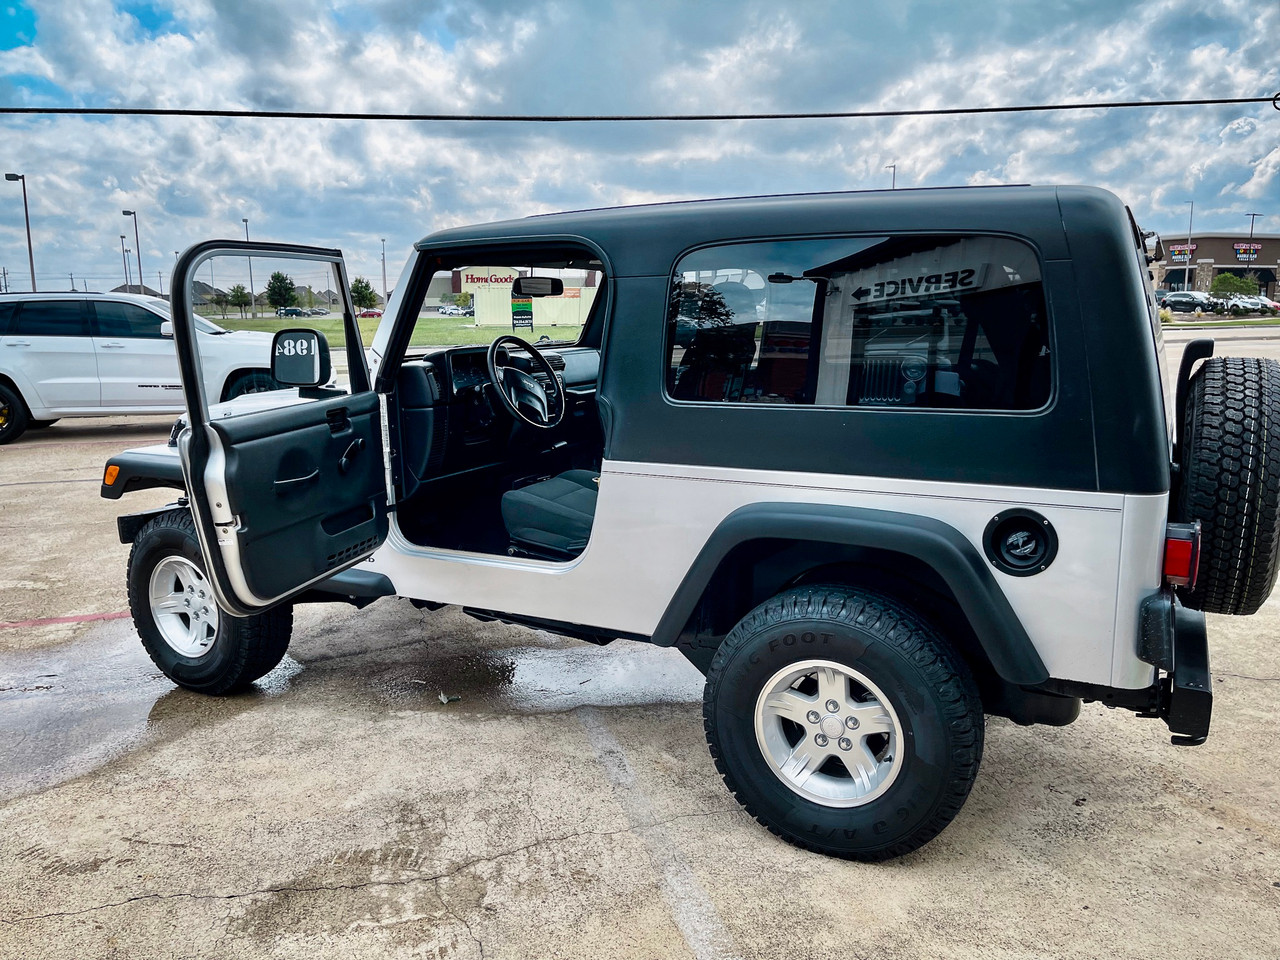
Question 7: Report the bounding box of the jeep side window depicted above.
[666,235,1051,411]
[12,300,86,337]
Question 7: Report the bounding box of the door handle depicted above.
[339,438,366,474]
[274,469,320,490]
[7,340,30,346]
[100,341,125,348]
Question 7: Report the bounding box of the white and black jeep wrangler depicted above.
[101,186,1280,861]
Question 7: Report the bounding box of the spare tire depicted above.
[1177,355,1280,615]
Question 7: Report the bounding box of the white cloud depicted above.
[0,0,1276,292]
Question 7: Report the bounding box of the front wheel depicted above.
[127,509,293,694]
[703,585,984,861]
[224,370,281,400]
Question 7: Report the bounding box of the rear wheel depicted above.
[703,585,983,861]
[127,509,293,694]
[0,383,29,444]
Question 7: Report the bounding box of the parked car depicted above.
[1163,291,1212,313]
[357,308,383,318]
[103,187,1277,861]
[0,292,279,444]
[1226,295,1265,313]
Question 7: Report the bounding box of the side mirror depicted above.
[271,328,332,387]
[160,320,173,338]
[512,276,564,298]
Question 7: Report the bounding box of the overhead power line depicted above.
[0,94,1276,124]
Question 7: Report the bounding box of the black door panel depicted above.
[213,392,386,602]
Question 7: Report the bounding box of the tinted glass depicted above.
[667,235,1051,411]
[93,301,167,338]
[0,302,14,336]
[13,301,85,337]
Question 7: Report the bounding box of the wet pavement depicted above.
[3,407,1280,959]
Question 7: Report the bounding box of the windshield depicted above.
[407,254,602,351]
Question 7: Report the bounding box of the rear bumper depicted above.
[1162,598,1212,745]
[1037,589,1211,744]
[1138,588,1212,743]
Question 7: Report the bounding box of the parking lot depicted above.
[2,329,1279,960]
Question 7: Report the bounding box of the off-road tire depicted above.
[127,509,293,694]
[223,370,281,401]
[0,382,29,444]
[28,419,59,428]
[703,585,984,861]
[1178,356,1280,615]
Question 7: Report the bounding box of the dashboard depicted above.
[393,344,602,500]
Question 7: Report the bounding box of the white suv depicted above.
[0,292,277,443]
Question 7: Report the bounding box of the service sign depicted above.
[1235,242,1262,263]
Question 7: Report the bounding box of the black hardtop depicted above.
[415,185,1128,277]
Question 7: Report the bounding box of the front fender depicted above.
[100,444,186,500]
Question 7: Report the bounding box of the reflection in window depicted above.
[666,235,1051,411]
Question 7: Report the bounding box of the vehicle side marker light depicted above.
[1163,521,1201,589]
[103,465,120,486]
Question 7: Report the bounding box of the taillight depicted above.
[1164,521,1201,589]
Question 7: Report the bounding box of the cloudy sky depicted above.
[0,0,1276,295]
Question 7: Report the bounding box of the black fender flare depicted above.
[650,502,1050,687]
[100,446,187,500]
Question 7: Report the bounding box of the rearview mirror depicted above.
[271,328,332,387]
[512,276,564,298]
[160,320,173,338]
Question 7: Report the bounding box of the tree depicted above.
[211,290,230,318]
[229,284,251,318]
[305,286,316,308]
[1211,272,1257,297]
[351,276,378,310]
[266,271,297,310]
[441,292,473,309]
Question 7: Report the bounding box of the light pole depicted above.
[885,164,896,190]
[122,209,143,294]
[1184,200,1195,292]
[5,173,36,291]
[380,238,388,306]
[243,218,256,317]
[120,235,129,289]
[1246,212,1263,241]
[125,248,133,290]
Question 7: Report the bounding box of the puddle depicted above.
[371,638,706,713]
[0,619,302,802]
[0,607,704,801]
[0,620,167,801]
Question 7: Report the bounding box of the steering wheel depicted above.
[485,335,565,429]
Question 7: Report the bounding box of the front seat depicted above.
[500,469,599,558]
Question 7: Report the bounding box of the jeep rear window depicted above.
[666,235,1051,411]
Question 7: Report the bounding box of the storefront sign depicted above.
[1168,243,1196,263]
[1235,242,1262,263]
